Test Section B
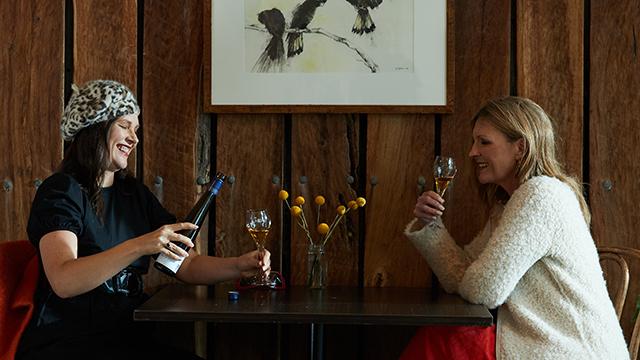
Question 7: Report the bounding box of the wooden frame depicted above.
[203,0,454,113]
[598,246,640,360]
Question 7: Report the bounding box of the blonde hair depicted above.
[472,96,590,225]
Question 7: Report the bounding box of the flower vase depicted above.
[307,243,327,289]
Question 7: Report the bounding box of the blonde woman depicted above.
[403,96,628,359]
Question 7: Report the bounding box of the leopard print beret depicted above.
[61,80,140,141]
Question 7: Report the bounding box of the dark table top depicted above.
[134,284,493,327]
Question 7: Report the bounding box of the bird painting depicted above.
[252,8,286,72]
[345,0,383,35]
[287,0,328,58]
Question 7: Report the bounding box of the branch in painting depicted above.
[246,24,379,73]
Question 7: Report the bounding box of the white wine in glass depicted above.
[245,209,271,287]
[433,156,457,196]
[248,228,269,250]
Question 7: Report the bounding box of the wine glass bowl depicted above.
[433,156,457,197]
[245,209,272,287]
[246,209,271,249]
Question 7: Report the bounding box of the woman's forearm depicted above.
[40,231,143,298]
[176,254,242,284]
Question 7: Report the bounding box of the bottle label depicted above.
[155,253,185,274]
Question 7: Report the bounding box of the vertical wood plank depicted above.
[142,0,204,354]
[441,0,511,244]
[365,114,435,287]
[0,1,64,241]
[363,114,434,360]
[590,0,640,339]
[73,0,137,86]
[74,0,138,174]
[214,114,283,360]
[215,115,283,275]
[289,114,360,360]
[290,115,360,287]
[517,0,584,176]
[143,0,204,290]
[143,0,202,230]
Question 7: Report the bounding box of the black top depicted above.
[20,172,176,349]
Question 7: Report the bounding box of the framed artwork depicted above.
[204,0,454,113]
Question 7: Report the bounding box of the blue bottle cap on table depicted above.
[228,290,239,302]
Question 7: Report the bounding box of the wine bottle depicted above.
[154,172,226,276]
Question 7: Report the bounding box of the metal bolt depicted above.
[299,176,308,184]
[3,179,13,192]
[271,175,280,185]
[602,179,613,192]
[417,176,426,193]
[346,175,355,184]
[370,176,378,186]
[227,176,236,184]
[152,176,164,203]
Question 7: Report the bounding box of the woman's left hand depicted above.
[236,249,271,278]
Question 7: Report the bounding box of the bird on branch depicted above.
[287,0,327,58]
[345,0,383,35]
[253,8,286,72]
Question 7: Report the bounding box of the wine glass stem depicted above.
[257,244,266,281]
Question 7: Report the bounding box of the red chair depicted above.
[0,240,39,360]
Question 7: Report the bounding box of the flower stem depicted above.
[307,252,319,287]
[323,213,345,247]
[295,218,314,245]
[299,206,312,238]
[307,248,324,288]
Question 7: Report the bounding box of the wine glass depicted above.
[245,209,271,287]
[433,156,457,196]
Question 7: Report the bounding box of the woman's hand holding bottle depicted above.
[132,222,197,258]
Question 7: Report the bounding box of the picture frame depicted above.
[204,0,454,113]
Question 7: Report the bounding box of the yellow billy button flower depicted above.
[314,195,325,206]
[291,206,302,217]
[336,205,346,215]
[294,196,305,206]
[347,200,358,210]
[279,190,289,201]
[317,223,330,235]
[356,197,366,207]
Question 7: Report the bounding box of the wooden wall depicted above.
[2,0,639,358]
[1,1,63,245]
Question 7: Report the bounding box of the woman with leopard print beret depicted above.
[16,80,269,359]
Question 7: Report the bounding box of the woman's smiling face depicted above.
[468,117,524,195]
[106,114,139,173]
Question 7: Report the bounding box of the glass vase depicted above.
[307,243,327,289]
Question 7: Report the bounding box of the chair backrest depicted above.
[598,246,640,360]
[0,240,38,360]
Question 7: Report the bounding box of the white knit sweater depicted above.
[405,176,628,359]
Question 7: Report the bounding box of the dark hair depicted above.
[58,119,128,219]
